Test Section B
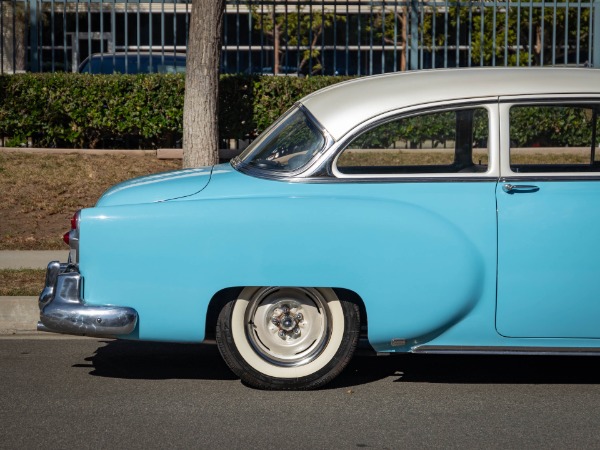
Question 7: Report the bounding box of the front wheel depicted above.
[216,287,360,390]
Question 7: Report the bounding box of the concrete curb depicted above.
[0,147,243,160]
[0,148,156,156]
[0,296,39,334]
[0,295,94,338]
[0,252,67,335]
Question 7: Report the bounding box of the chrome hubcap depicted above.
[245,287,331,367]
[271,305,303,335]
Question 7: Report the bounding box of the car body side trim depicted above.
[265,176,499,184]
[500,176,600,182]
[413,345,600,355]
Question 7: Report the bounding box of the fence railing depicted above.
[2,0,599,75]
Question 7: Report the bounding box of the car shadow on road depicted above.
[85,340,600,387]
[84,340,237,381]
[329,352,600,389]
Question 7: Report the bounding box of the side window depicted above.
[509,104,600,173]
[336,108,489,175]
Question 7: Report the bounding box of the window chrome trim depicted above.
[272,176,498,184]
[499,97,600,179]
[328,102,500,180]
[498,93,600,104]
[234,96,600,183]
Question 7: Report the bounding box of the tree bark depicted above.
[273,23,280,74]
[1,5,27,73]
[182,0,225,168]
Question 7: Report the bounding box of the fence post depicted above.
[28,0,39,71]
[594,0,600,67]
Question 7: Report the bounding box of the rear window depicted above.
[237,108,326,173]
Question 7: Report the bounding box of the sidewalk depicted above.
[0,250,68,269]
[0,250,68,335]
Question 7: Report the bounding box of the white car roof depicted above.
[299,67,600,140]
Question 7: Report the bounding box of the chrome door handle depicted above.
[502,184,540,193]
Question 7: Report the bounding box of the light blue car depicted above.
[39,68,600,389]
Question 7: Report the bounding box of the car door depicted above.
[496,99,600,338]
[329,103,500,347]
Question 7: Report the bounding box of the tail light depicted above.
[63,210,81,265]
[70,213,79,230]
[63,210,80,245]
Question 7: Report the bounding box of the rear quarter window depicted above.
[335,107,490,176]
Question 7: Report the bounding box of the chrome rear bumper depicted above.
[38,261,138,337]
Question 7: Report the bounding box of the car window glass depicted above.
[239,108,325,172]
[336,108,489,175]
[509,105,600,173]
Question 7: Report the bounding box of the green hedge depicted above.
[3,73,592,151]
[0,73,351,149]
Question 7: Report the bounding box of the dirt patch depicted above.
[0,152,181,249]
[0,269,45,295]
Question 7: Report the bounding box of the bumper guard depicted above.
[38,261,138,337]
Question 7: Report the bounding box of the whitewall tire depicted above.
[216,287,360,390]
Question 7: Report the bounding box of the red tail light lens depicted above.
[63,211,80,246]
[70,212,79,230]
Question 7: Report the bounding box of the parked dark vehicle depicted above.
[78,52,186,74]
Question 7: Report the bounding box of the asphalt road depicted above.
[1,338,600,449]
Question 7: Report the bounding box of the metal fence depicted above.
[2,0,599,75]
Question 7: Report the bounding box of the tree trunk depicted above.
[182,0,225,168]
[535,25,543,62]
[1,5,27,73]
[273,23,280,74]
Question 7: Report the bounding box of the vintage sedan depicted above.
[39,68,600,389]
